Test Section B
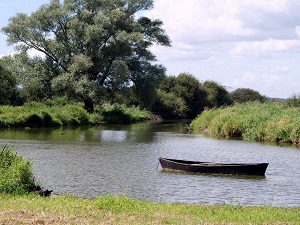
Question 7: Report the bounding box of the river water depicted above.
[1,121,299,207]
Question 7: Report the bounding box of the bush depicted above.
[54,105,90,125]
[286,93,300,107]
[0,146,37,194]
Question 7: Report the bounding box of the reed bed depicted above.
[190,102,300,144]
[0,103,150,128]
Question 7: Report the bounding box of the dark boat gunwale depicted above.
[159,157,269,176]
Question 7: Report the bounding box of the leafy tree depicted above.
[0,64,21,105]
[286,93,300,107]
[0,52,58,102]
[203,80,232,107]
[101,61,166,109]
[2,0,171,112]
[129,63,166,109]
[153,73,207,119]
[230,88,266,104]
[153,89,188,119]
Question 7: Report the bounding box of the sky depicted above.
[1,0,300,99]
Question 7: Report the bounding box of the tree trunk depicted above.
[82,96,94,113]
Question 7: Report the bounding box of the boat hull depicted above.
[159,158,268,176]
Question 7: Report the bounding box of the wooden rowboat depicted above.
[159,157,268,176]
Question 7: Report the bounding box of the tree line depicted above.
[0,0,298,120]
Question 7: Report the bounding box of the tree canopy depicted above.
[203,80,232,107]
[153,73,207,119]
[230,88,266,104]
[2,0,171,112]
[0,64,20,105]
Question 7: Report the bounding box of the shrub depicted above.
[0,146,37,194]
[54,105,91,125]
[101,104,133,124]
[286,93,300,107]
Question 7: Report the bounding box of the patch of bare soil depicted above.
[0,210,81,225]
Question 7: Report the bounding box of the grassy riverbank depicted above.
[0,102,149,128]
[0,194,299,224]
[1,137,299,224]
[190,102,300,145]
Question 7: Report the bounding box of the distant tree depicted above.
[153,73,207,119]
[203,80,232,107]
[286,93,300,107]
[119,63,166,109]
[153,89,188,119]
[230,88,266,104]
[0,64,20,105]
[0,52,58,102]
[2,0,171,112]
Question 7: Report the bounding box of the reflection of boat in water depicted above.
[159,157,269,176]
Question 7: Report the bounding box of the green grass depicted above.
[190,102,300,144]
[0,194,299,224]
[0,102,150,128]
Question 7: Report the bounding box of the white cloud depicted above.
[147,0,300,44]
[230,39,300,58]
[295,26,300,37]
[271,65,290,74]
[144,0,300,69]
[147,0,255,44]
[228,65,297,97]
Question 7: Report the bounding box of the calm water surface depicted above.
[1,121,300,207]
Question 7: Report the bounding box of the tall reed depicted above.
[190,102,300,144]
[0,103,150,127]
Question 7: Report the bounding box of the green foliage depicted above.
[153,73,207,119]
[0,53,57,102]
[98,104,149,124]
[203,80,232,108]
[0,64,21,105]
[286,93,300,107]
[0,104,91,127]
[190,102,300,144]
[153,89,188,119]
[129,64,166,109]
[230,88,266,103]
[0,146,36,194]
[0,102,149,127]
[2,0,171,112]
[54,105,90,126]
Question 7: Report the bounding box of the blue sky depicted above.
[1,0,300,98]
